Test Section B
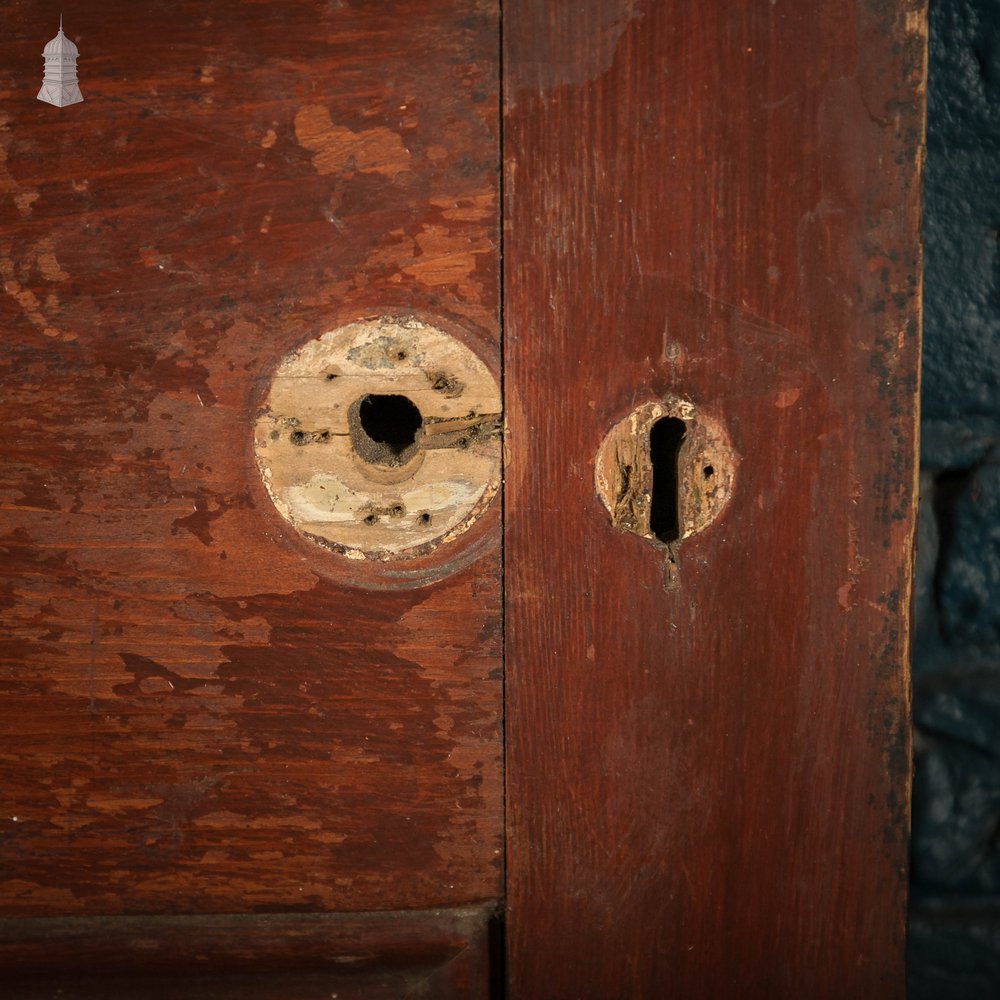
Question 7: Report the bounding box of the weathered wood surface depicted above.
[0,0,502,923]
[504,0,925,996]
[0,906,495,999]
[253,316,503,558]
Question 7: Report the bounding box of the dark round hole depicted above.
[358,394,422,456]
[703,465,714,478]
[420,512,431,524]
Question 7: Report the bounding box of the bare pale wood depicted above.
[254,316,502,557]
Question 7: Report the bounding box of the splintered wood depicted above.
[594,398,738,546]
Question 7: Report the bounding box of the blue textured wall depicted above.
[908,0,1000,995]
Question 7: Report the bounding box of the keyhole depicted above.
[649,416,686,543]
[595,398,736,558]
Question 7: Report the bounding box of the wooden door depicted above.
[503,1,925,997]
[1,1,925,998]
[1,1,502,996]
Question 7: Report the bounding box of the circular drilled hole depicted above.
[360,394,421,450]
[351,394,423,467]
[703,465,715,478]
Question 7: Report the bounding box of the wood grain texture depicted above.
[0,906,495,999]
[503,1,925,996]
[0,0,501,917]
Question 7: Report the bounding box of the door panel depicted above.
[0,907,491,1000]
[0,0,501,975]
[2,0,925,995]
[0,908,493,999]
[504,0,924,996]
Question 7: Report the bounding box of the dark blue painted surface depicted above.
[909,0,1000,994]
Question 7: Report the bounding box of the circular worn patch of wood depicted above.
[594,397,738,545]
[254,317,501,562]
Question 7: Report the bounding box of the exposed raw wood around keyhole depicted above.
[594,397,737,560]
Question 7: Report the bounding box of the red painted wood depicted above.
[0,907,494,999]
[2,1,926,991]
[504,1,925,996]
[0,0,501,930]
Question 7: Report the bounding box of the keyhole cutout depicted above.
[594,397,737,579]
[649,416,686,543]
